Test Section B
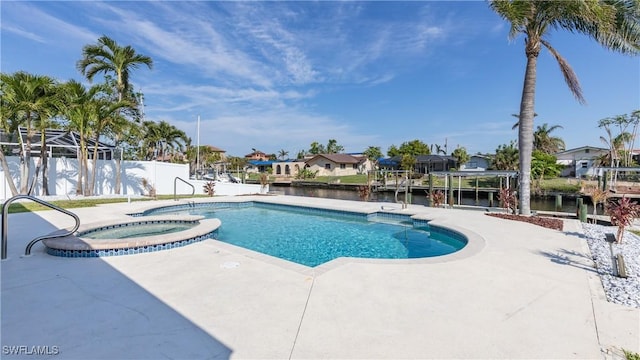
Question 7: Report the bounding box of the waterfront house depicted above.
[304,154,371,177]
[379,154,456,174]
[271,159,306,177]
[245,160,274,174]
[555,146,608,178]
[460,155,491,171]
[244,150,270,161]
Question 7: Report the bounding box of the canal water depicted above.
[273,185,596,213]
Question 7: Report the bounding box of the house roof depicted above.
[555,146,608,155]
[386,154,455,163]
[415,154,455,162]
[247,160,274,166]
[306,153,363,164]
[245,150,268,157]
[0,127,114,158]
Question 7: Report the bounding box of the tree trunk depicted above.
[84,154,90,196]
[20,125,32,194]
[517,48,539,216]
[90,134,100,196]
[76,140,83,195]
[0,150,19,196]
[40,133,49,195]
[114,133,122,195]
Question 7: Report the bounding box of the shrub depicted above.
[498,188,517,214]
[623,349,640,360]
[357,185,370,201]
[141,178,156,198]
[203,181,215,197]
[606,196,640,243]
[295,168,318,180]
[582,186,608,223]
[430,190,445,207]
[259,173,269,190]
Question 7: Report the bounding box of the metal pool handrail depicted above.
[174,177,195,201]
[1,195,80,259]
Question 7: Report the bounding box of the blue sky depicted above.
[2,1,638,157]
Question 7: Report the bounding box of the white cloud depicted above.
[1,2,98,45]
[1,25,45,43]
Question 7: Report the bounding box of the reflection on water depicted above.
[275,186,595,213]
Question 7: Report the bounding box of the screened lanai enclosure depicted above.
[0,127,115,160]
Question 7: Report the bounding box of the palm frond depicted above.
[541,39,586,104]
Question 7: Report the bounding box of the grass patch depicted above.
[537,178,582,193]
[5,194,211,214]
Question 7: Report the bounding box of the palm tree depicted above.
[0,72,59,194]
[77,35,153,195]
[88,98,130,195]
[0,75,24,196]
[35,85,64,196]
[277,149,289,160]
[60,80,105,195]
[493,141,519,171]
[490,0,640,215]
[534,123,565,154]
[156,121,188,161]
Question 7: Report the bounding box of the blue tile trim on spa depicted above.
[46,229,218,258]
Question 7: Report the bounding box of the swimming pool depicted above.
[143,202,466,267]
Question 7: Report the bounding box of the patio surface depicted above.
[1,195,638,359]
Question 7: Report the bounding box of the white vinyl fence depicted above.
[0,156,267,200]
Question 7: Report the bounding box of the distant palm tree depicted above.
[493,141,519,171]
[490,0,640,215]
[534,123,565,154]
[277,149,289,160]
[156,120,188,161]
[77,35,153,195]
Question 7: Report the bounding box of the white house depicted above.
[304,154,372,177]
[460,155,491,171]
[555,146,608,178]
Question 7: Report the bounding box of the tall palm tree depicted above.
[88,98,130,195]
[60,80,104,195]
[77,35,153,195]
[534,123,565,154]
[490,0,640,215]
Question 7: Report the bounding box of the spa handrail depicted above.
[1,195,80,259]
[174,177,195,201]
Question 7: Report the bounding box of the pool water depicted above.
[80,223,195,240]
[157,205,465,267]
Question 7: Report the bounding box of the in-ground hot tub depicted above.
[43,215,221,257]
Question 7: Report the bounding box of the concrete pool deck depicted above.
[1,195,638,359]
